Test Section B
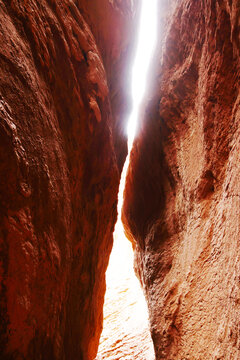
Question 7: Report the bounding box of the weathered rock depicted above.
[123,0,240,358]
[0,1,135,359]
[76,0,138,170]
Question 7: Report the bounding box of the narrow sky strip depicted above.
[115,0,158,232]
[127,0,158,149]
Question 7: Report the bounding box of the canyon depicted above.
[1,0,240,359]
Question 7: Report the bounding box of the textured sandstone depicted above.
[123,0,240,359]
[0,1,135,359]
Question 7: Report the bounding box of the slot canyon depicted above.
[1,0,240,359]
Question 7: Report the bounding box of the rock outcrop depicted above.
[123,0,240,358]
[0,1,135,359]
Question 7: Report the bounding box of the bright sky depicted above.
[127,0,158,149]
[116,0,158,232]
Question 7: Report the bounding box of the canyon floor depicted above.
[96,228,154,360]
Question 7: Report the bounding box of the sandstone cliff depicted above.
[0,1,134,359]
[123,0,240,358]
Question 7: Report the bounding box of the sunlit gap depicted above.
[96,0,158,358]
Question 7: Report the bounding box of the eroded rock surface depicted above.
[123,0,240,358]
[0,1,135,359]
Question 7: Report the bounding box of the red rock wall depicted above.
[0,1,134,359]
[123,0,240,358]
[77,0,139,170]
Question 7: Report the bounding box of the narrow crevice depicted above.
[96,1,158,358]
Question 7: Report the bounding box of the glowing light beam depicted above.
[127,0,158,149]
[116,0,158,238]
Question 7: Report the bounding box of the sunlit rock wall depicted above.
[0,0,135,359]
[123,0,240,358]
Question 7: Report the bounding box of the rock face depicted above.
[0,1,134,359]
[123,0,240,358]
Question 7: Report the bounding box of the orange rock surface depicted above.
[123,0,240,358]
[0,1,135,359]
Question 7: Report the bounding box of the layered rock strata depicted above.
[123,0,240,358]
[0,0,135,359]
